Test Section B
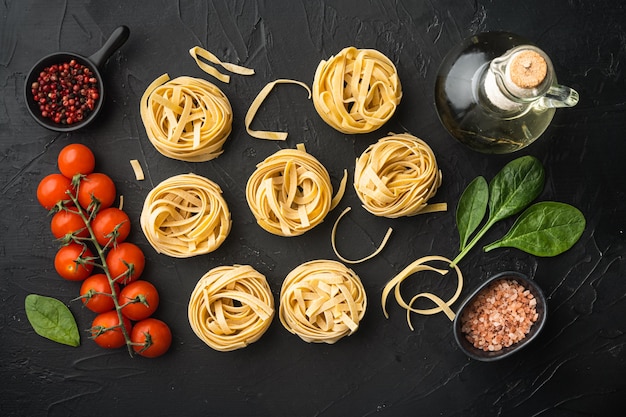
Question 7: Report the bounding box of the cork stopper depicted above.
[509,50,547,89]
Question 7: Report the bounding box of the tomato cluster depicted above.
[37,143,171,358]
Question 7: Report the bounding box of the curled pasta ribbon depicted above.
[354,133,446,218]
[331,206,393,264]
[189,46,255,83]
[188,265,274,352]
[140,173,232,258]
[246,144,347,236]
[381,256,463,329]
[245,79,312,140]
[279,260,367,344]
[140,74,232,162]
[312,46,402,134]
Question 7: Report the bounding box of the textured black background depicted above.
[1,1,625,416]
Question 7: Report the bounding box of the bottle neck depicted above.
[480,45,555,114]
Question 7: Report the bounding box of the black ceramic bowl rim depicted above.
[24,52,105,132]
[453,270,547,362]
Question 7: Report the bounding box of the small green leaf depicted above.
[456,176,488,250]
[25,294,80,347]
[484,202,586,256]
[488,155,545,223]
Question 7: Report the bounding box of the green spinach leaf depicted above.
[456,176,488,250]
[450,155,545,267]
[25,294,80,347]
[484,202,586,256]
[487,155,545,222]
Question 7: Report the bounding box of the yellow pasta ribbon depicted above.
[140,173,231,258]
[312,47,402,134]
[279,260,366,343]
[188,265,274,351]
[189,46,255,83]
[354,133,446,218]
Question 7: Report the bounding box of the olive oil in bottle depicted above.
[435,32,579,154]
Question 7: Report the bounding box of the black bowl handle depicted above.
[88,25,130,68]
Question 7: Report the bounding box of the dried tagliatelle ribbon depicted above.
[279,260,367,344]
[382,255,464,329]
[188,265,274,352]
[246,143,347,236]
[354,133,446,218]
[140,173,231,258]
[331,206,393,264]
[189,46,255,83]
[312,46,402,134]
[245,79,312,140]
[140,74,232,162]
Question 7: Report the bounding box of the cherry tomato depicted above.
[131,318,172,358]
[37,173,74,210]
[54,243,94,281]
[106,242,145,284]
[50,209,88,239]
[57,143,95,179]
[91,207,131,247]
[91,310,132,349]
[120,280,159,321]
[77,172,116,210]
[80,274,120,313]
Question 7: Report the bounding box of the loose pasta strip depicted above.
[279,260,367,344]
[140,173,231,258]
[189,46,255,83]
[331,206,393,264]
[312,47,402,134]
[140,74,233,162]
[245,79,312,140]
[245,144,347,236]
[354,133,447,218]
[188,265,274,352]
[381,255,463,329]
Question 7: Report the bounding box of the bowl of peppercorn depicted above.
[24,25,129,132]
[453,271,547,362]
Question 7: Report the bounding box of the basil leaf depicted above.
[484,202,586,256]
[488,155,545,223]
[456,176,488,250]
[25,294,80,347]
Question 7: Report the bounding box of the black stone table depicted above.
[1,1,624,416]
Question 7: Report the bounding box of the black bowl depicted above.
[24,25,129,132]
[453,271,547,361]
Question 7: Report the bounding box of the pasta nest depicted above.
[246,144,345,237]
[188,265,275,352]
[279,260,367,344]
[354,133,444,218]
[312,46,402,134]
[140,74,233,162]
[140,173,232,258]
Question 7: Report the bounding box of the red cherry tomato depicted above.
[120,280,159,321]
[131,318,172,358]
[80,274,120,313]
[57,143,95,179]
[37,173,74,210]
[91,207,131,247]
[54,243,94,281]
[77,172,116,210]
[106,242,145,285]
[91,310,132,349]
[50,209,88,239]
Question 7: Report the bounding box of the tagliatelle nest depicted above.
[245,144,347,237]
[140,74,233,162]
[312,46,402,134]
[188,265,275,352]
[140,173,231,258]
[279,260,367,344]
[354,133,446,218]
